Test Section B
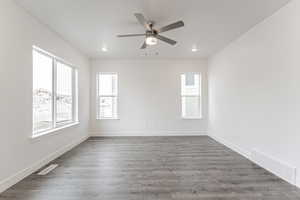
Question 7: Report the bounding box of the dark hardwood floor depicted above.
[1,136,300,200]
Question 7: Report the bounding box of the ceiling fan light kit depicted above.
[117,13,184,49]
[145,36,158,46]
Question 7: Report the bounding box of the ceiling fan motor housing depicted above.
[146,30,158,37]
[117,13,184,49]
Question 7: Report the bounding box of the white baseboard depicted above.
[89,130,207,137]
[209,134,251,159]
[0,135,88,193]
[251,149,296,185]
[209,134,297,187]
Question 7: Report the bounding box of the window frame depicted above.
[180,73,202,120]
[96,72,119,120]
[32,46,79,138]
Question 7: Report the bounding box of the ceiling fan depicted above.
[117,13,184,49]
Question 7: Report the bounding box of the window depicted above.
[32,50,53,132]
[181,73,201,119]
[32,47,78,136]
[56,62,73,124]
[97,73,118,119]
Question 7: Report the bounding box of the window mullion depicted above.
[53,59,57,128]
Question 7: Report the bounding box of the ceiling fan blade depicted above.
[140,42,147,49]
[117,34,146,37]
[157,21,184,33]
[134,13,151,30]
[155,35,177,45]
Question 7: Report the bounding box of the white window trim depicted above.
[96,72,119,120]
[181,73,202,120]
[31,122,80,139]
[32,46,79,138]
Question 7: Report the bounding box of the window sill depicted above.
[30,122,80,140]
[182,117,203,120]
[96,118,120,120]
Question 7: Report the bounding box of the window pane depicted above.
[98,74,118,96]
[98,97,118,119]
[74,70,78,122]
[181,73,200,96]
[182,97,201,118]
[33,50,53,133]
[56,62,73,125]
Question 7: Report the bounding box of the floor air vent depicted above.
[37,164,59,175]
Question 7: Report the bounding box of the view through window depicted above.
[32,47,78,135]
[181,73,201,119]
[97,73,118,119]
[56,62,73,124]
[33,50,53,132]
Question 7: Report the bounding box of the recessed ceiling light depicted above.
[192,47,198,52]
[101,47,108,52]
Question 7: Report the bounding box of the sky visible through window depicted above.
[33,50,52,92]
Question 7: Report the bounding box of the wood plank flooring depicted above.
[1,136,300,200]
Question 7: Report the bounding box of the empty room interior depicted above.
[1,0,300,199]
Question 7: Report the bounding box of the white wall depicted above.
[90,59,208,136]
[209,0,300,187]
[0,0,90,192]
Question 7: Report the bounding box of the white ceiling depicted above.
[15,0,290,59]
